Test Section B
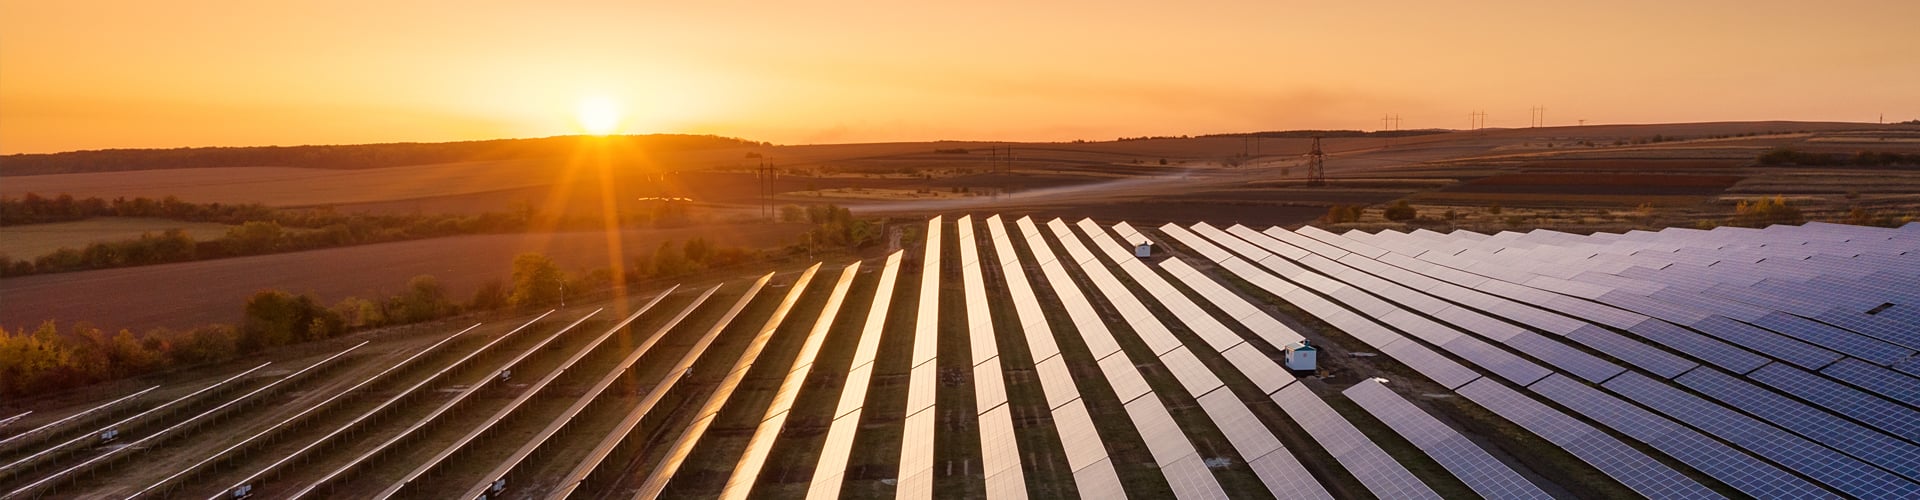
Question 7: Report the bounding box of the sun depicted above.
[575,96,623,135]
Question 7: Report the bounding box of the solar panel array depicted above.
[11,215,1914,499]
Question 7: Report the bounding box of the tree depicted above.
[396,275,453,322]
[241,290,340,351]
[684,238,714,265]
[650,241,696,277]
[509,253,566,308]
[225,220,286,253]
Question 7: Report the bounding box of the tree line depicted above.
[0,236,768,399]
[0,134,767,176]
[1,206,882,398]
[1,195,535,276]
[0,193,765,277]
[1757,148,1920,167]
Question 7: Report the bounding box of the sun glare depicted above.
[576,97,623,135]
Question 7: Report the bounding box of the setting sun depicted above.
[576,97,623,135]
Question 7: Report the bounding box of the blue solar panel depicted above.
[1275,383,1440,500]
[1343,380,1550,500]
[1440,335,1550,385]
[1379,338,1481,389]
[1687,315,1841,370]
[1822,358,1920,408]
[1605,372,1920,498]
[1749,312,1915,366]
[1564,324,1697,378]
[1503,331,1624,383]
[1676,367,1920,481]
[1626,320,1768,374]
[1453,378,1719,499]
[1749,362,1920,444]
[1528,374,1833,498]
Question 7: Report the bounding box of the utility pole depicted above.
[1306,136,1326,187]
[1470,111,1487,131]
[1530,106,1546,128]
[757,161,774,220]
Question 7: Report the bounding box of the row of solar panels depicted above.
[1166,220,1920,499]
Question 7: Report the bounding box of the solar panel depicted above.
[975,357,1010,412]
[989,217,1062,363]
[1262,226,1352,260]
[1161,453,1231,500]
[1604,372,1920,498]
[1075,222,1251,354]
[1527,374,1833,498]
[1441,335,1551,385]
[1564,324,1697,379]
[913,216,943,368]
[1048,220,1184,356]
[1626,320,1769,374]
[848,252,905,370]
[1159,223,1236,263]
[1072,458,1127,499]
[1126,395,1198,467]
[1676,367,1920,481]
[1035,356,1080,410]
[906,361,938,414]
[1750,311,1915,366]
[1377,308,1464,346]
[1273,383,1440,500]
[1749,362,1920,443]
[1219,343,1294,395]
[896,409,938,499]
[808,408,861,498]
[1100,352,1154,403]
[985,468,1029,500]
[835,363,875,419]
[1379,338,1482,390]
[1156,347,1225,397]
[1343,379,1551,500]
[1503,330,1625,383]
[720,266,857,499]
[1248,450,1334,500]
[1685,315,1840,370]
[979,404,1025,480]
[1453,378,1719,499]
[1053,399,1109,471]
[1196,389,1281,462]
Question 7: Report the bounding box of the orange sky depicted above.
[3,0,1916,154]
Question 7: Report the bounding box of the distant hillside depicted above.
[0,134,767,176]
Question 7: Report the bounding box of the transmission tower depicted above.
[1306,136,1326,186]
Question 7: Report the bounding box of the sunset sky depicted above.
[3,0,1916,154]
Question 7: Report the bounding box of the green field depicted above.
[0,217,233,259]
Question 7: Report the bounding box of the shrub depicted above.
[469,280,508,311]
[1734,195,1804,226]
[1323,205,1362,224]
[1383,201,1417,221]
